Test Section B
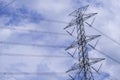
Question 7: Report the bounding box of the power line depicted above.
[85,22,120,47]
[41,19,69,24]
[31,18,120,48]
[1,19,120,48]
[88,44,120,64]
[1,0,120,48]
[0,0,119,69]
[0,72,66,75]
[0,41,119,64]
[0,27,67,35]
[0,0,16,10]
[93,47,120,64]
[0,52,72,58]
[0,41,66,48]
[0,1,119,79]
[2,19,120,43]
[1,20,120,48]
[42,19,120,48]
[38,18,120,48]
[0,0,67,36]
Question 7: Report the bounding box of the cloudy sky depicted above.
[0,0,120,80]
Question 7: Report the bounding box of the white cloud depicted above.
[0,0,120,80]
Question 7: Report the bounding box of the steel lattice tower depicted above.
[64,5,105,80]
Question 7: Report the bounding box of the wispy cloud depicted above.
[0,0,120,80]
[0,3,43,26]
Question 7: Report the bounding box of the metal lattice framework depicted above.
[64,5,105,80]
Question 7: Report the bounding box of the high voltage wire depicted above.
[0,41,66,48]
[0,4,119,80]
[93,48,120,64]
[0,0,119,69]
[0,52,72,58]
[85,22,120,47]
[6,17,118,48]
[0,0,67,77]
[31,18,120,48]
[0,40,119,64]
[0,72,66,75]
[1,19,120,48]
[0,0,120,48]
[0,0,16,10]
[0,0,119,79]
[41,19,69,24]
[1,50,119,64]
[1,19,120,47]
[41,19,120,48]
[0,0,68,36]
[88,44,120,64]
[0,27,67,35]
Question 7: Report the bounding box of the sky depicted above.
[0,0,120,80]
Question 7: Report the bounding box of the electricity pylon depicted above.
[64,5,105,80]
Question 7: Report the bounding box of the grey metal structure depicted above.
[64,5,105,80]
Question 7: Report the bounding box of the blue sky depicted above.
[0,0,120,80]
